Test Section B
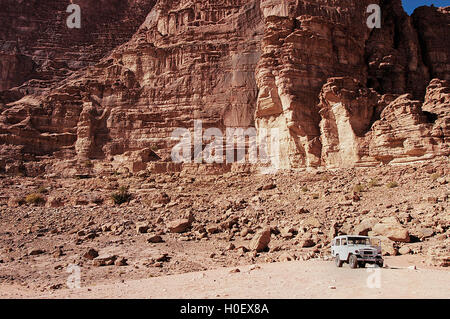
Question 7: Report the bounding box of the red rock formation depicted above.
[0,0,448,174]
[368,92,443,164]
[255,0,379,168]
[0,0,156,94]
[318,77,380,168]
[256,0,448,168]
[318,77,449,167]
[365,0,430,99]
[412,6,450,81]
[0,46,34,91]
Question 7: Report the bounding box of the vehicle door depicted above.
[340,237,349,261]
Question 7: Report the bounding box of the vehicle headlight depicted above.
[355,250,359,254]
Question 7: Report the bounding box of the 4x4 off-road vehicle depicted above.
[331,235,384,268]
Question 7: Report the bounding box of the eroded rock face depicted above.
[412,6,450,81]
[255,0,376,168]
[0,48,34,92]
[316,76,449,168]
[0,0,449,174]
[0,0,157,94]
[318,77,380,168]
[369,85,448,164]
[365,0,430,99]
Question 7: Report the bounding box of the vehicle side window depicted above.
[342,238,347,245]
[336,239,340,246]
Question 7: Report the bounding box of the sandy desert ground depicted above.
[1,256,449,299]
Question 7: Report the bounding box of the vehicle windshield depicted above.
[347,237,371,245]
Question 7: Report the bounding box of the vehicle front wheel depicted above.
[376,260,384,268]
[335,255,343,268]
[358,261,366,268]
[349,254,358,269]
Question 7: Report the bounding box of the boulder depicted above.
[378,236,398,256]
[83,248,99,260]
[168,219,192,233]
[278,252,296,262]
[302,216,321,228]
[93,255,118,267]
[250,227,271,252]
[28,248,45,256]
[114,257,128,266]
[372,217,410,242]
[399,246,411,255]
[136,222,150,234]
[426,243,449,267]
[167,212,194,233]
[354,217,378,236]
[417,227,434,239]
[46,196,64,208]
[147,234,163,243]
[298,238,315,248]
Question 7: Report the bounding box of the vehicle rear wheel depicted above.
[349,254,358,269]
[335,255,343,268]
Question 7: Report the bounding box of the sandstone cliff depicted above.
[0,0,156,94]
[0,0,448,175]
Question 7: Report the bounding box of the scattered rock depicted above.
[167,212,194,233]
[249,227,271,252]
[278,252,296,262]
[167,219,192,233]
[226,243,235,250]
[28,249,45,256]
[83,248,99,260]
[399,246,411,255]
[417,228,434,239]
[426,243,449,267]
[297,207,309,214]
[378,237,398,256]
[156,253,170,262]
[298,238,315,248]
[303,216,321,229]
[136,222,150,234]
[206,224,220,234]
[372,217,410,242]
[426,196,438,204]
[354,217,378,236]
[147,234,164,243]
[46,196,64,208]
[115,257,128,266]
[261,183,276,190]
[93,255,118,267]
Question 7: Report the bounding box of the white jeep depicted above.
[331,235,384,268]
